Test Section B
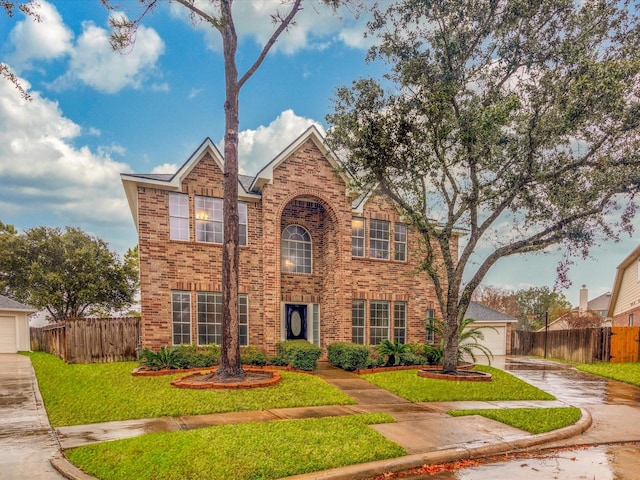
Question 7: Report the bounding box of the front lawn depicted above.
[360,365,555,402]
[448,407,582,434]
[27,352,354,426]
[576,362,640,387]
[65,413,405,480]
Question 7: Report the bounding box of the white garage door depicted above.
[0,316,17,353]
[477,325,506,356]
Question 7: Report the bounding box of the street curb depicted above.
[280,407,592,480]
[49,408,591,480]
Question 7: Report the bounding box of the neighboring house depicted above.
[542,285,611,331]
[464,301,517,356]
[608,245,640,326]
[122,127,453,355]
[0,294,36,353]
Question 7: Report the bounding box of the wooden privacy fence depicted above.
[511,327,611,364]
[30,317,141,364]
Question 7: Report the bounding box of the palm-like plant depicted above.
[377,339,411,366]
[426,317,497,364]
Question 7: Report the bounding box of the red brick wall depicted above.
[136,139,444,355]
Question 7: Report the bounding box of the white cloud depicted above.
[56,17,165,93]
[8,0,73,70]
[0,74,134,241]
[151,163,179,174]
[170,0,369,55]
[226,109,323,175]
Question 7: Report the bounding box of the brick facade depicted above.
[123,127,449,356]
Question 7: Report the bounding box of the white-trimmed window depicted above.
[195,197,248,246]
[169,193,189,241]
[370,219,390,260]
[281,225,312,274]
[370,301,390,345]
[426,309,436,344]
[352,217,365,257]
[195,196,223,244]
[394,223,407,262]
[197,292,249,346]
[352,300,366,344]
[394,302,407,344]
[171,291,191,345]
[239,294,249,346]
[239,202,248,246]
[197,292,222,345]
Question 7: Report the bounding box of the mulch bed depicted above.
[417,369,492,382]
[171,367,283,390]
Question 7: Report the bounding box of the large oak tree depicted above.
[327,0,640,373]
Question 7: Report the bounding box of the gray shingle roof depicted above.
[465,301,517,322]
[0,294,36,311]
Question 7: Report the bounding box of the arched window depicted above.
[281,225,312,274]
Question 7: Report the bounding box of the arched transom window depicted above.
[281,225,312,274]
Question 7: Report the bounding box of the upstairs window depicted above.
[352,217,365,257]
[195,197,248,246]
[169,193,189,241]
[370,219,390,260]
[195,196,223,244]
[394,223,407,262]
[281,225,312,274]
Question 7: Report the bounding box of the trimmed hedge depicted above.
[327,342,371,371]
[277,340,322,371]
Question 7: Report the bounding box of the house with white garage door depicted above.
[0,294,36,353]
[465,301,517,356]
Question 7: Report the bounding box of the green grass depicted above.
[65,413,405,480]
[576,362,640,387]
[26,352,355,427]
[447,407,582,434]
[360,365,555,402]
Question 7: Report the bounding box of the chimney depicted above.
[579,285,588,313]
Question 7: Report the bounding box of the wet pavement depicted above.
[6,354,640,480]
[0,354,62,479]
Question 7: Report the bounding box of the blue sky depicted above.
[0,0,637,307]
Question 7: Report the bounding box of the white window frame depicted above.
[394,302,407,344]
[352,299,366,344]
[352,217,366,257]
[195,196,223,244]
[169,193,189,241]
[197,292,222,345]
[369,301,390,345]
[394,223,407,262]
[281,225,312,274]
[369,219,390,260]
[239,294,249,347]
[171,291,191,345]
[238,202,248,246]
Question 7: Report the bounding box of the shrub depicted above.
[139,346,180,370]
[240,345,268,366]
[269,355,288,366]
[376,339,411,366]
[277,340,322,371]
[327,342,372,371]
[424,345,443,366]
[173,344,219,369]
[398,352,429,366]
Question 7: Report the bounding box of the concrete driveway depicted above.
[0,354,62,479]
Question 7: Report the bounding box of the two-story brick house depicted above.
[122,126,447,355]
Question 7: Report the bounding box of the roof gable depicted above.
[608,244,640,317]
[465,301,517,323]
[250,125,350,192]
[0,294,36,312]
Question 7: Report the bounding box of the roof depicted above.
[465,301,517,323]
[0,294,36,312]
[607,244,640,317]
[588,292,611,311]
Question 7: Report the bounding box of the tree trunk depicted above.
[216,0,244,380]
[441,301,459,374]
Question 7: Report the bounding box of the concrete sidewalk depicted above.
[5,354,637,480]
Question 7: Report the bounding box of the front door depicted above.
[286,304,307,340]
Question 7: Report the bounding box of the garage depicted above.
[0,295,36,353]
[464,301,517,357]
